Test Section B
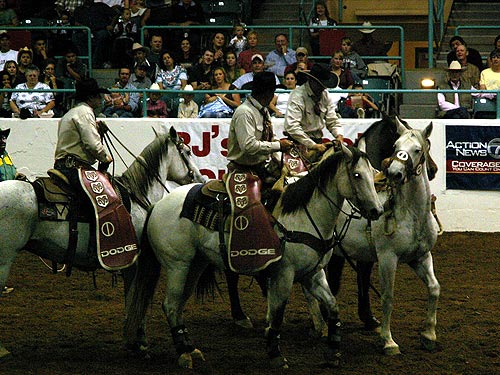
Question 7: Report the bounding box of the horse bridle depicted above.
[171,136,197,184]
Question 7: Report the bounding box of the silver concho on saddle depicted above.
[79,168,139,271]
[226,171,282,274]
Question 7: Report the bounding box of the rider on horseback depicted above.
[284,64,343,152]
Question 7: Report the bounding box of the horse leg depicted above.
[302,285,327,338]
[302,270,341,367]
[408,253,440,351]
[265,270,294,369]
[356,261,381,330]
[377,254,400,355]
[164,259,207,369]
[224,270,253,328]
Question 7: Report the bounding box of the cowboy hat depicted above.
[74,78,110,101]
[298,64,332,89]
[251,53,264,62]
[360,21,375,34]
[128,42,150,56]
[446,60,464,71]
[0,127,10,138]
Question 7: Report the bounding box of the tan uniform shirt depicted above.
[54,102,109,165]
[227,96,281,166]
[284,82,342,148]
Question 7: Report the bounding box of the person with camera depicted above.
[265,33,296,79]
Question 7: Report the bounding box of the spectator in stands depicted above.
[130,63,151,114]
[147,33,163,66]
[3,60,22,87]
[130,0,148,30]
[284,46,314,84]
[55,0,85,16]
[446,36,483,71]
[437,60,472,119]
[56,46,86,91]
[223,50,245,83]
[189,48,215,90]
[103,66,139,117]
[228,23,247,58]
[455,44,480,88]
[0,70,12,117]
[177,37,198,74]
[73,0,116,68]
[0,0,19,27]
[340,36,367,81]
[265,33,296,79]
[209,32,228,66]
[40,59,65,117]
[479,49,500,93]
[329,50,354,89]
[31,37,52,71]
[337,83,378,119]
[17,47,33,82]
[10,64,55,118]
[233,53,280,91]
[270,71,297,117]
[128,42,159,83]
[353,21,391,64]
[238,30,264,73]
[199,66,240,118]
[110,7,138,68]
[170,0,205,53]
[177,83,198,118]
[146,82,168,117]
[156,50,187,90]
[308,0,336,56]
[0,31,17,71]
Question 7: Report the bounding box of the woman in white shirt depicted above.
[270,71,297,117]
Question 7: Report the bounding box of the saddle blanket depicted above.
[79,168,139,271]
[226,171,282,274]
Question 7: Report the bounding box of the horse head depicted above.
[336,143,384,220]
[382,117,434,185]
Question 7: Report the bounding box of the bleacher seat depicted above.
[362,77,392,112]
[210,0,241,14]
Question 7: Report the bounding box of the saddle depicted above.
[181,173,282,275]
[32,167,139,275]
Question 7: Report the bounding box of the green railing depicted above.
[1,26,93,75]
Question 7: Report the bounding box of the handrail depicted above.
[5,87,497,118]
[0,25,93,75]
[455,25,500,35]
[141,24,405,86]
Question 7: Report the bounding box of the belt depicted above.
[55,155,92,169]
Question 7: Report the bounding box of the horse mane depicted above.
[119,133,169,200]
[280,146,363,215]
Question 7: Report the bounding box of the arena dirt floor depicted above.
[1,231,499,375]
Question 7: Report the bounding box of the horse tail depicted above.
[195,263,220,302]
[124,210,161,346]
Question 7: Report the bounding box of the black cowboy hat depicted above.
[252,71,282,96]
[298,63,333,89]
[74,78,110,101]
[0,127,10,138]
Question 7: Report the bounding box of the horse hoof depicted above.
[124,342,150,359]
[384,345,401,356]
[0,346,12,362]
[420,335,437,351]
[178,353,193,369]
[234,317,254,329]
[191,349,206,362]
[363,316,381,331]
[269,355,289,369]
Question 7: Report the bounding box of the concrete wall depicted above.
[4,117,500,232]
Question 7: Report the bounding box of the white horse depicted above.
[308,118,440,355]
[124,143,384,369]
[0,126,204,360]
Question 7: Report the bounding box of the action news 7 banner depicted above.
[446,125,500,190]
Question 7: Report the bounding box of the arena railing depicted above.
[3,87,499,119]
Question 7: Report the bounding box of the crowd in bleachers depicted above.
[1,0,500,119]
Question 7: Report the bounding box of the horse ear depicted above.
[341,143,353,162]
[169,126,179,141]
[152,126,159,137]
[423,122,433,139]
[395,116,408,135]
[357,136,367,153]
